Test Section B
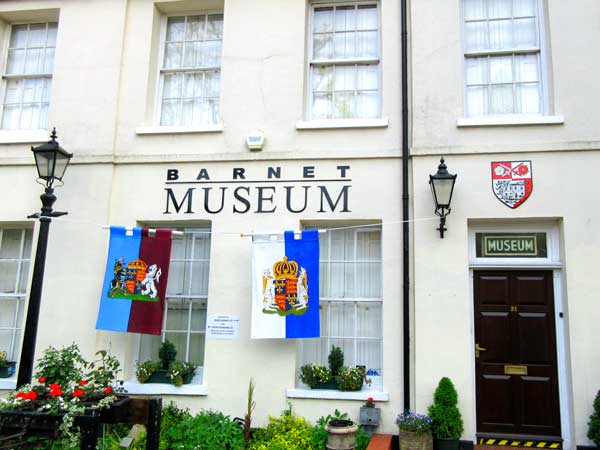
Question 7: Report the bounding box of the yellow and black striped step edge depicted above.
[478,437,562,448]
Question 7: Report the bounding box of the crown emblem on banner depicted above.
[273,256,298,279]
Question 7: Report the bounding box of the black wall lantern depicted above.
[17,128,72,388]
[429,157,457,238]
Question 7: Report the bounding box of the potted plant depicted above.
[0,351,16,378]
[338,366,365,391]
[359,397,381,428]
[588,389,600,447]
[396,410,433,450]
[428,377,464,450]
[135,340,196,386]
[299,363,335,389]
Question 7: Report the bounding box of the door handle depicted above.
[475,343,487,358]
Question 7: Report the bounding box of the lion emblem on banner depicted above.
[108,257,161,302]
[262,256,308,316]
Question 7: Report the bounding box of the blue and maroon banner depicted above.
[96,226,172,335]
[251,230,320,339]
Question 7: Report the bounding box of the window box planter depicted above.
[312,380,340,390]
[0,361,16,378]
[145,369,193,385]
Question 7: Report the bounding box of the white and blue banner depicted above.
[251,230,320,339]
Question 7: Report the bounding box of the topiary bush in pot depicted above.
[428,377,464,450]
[588,389,600,447]
[328,345,344,377]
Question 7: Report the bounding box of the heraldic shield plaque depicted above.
[491,161,533,209]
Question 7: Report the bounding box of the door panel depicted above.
[474,270,561,438]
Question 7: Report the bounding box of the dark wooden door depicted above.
[474,270,561,438]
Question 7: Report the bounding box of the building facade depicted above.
[0,0,598,448]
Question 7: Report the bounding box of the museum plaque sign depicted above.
[476,233,547,258]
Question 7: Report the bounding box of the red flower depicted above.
[104,386,112,395]
[38,376,46,383]
[368,397,374,402]
[78,380,88,386]
[25,391,38,401]
[49,384,63,397]
[73,389,85,398]
[15,392,27,399]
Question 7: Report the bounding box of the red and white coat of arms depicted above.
[491,161,533,209]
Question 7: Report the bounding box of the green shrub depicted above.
[299,363,332,388]
[158,340,177,370]
[428,377,464,439]
[328,345,344,377]
[251,412,315,450]
[162,410,244,450]
[337,367,364,391]
[588,389,600,446]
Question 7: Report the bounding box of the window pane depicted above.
[514,18,537,47]
[313,33,333,59]
[515,54,539,82]
[4,79,22,104]
[206,15,223,39]
[10,24,28,48]
[357,31,377,58]
[18,261,30,293]
[0,300,17,328]
[357,5,378,30]
[357,65,378,90]
[314,7,334,33]
[1,106,19,129]
[466,86,487,116]
[164,43,182,69]
[514,0,536,17]
[516,83,540,113]
[205,71,220,97]
[0,262,18,294]
[25,48,43,74]
[160,99,180,126]
[166,299,190,331]
[163,73,182,99]
[334,31,356,58]
[189,333,205,365]
[466,57,488,85]
[184,41,201,68]
[335,6,356,32]
[489,0,512,19]
[167,17,185,41]
[490,85,514,113]
[334,92,356,118]
[28,23,46,48]
[356,92,378,119]
[312,66,333,93]
[186,16,203,41]
[203,40,222,67]
[334,65,356,91]
[464,0,486,20]
[465,21,488,51]
[7,49,25,74]
[489,19,512,48]
[44,48,55,73]
[490,56,513,83]
[312,93,332,119]
[46,23,58,46]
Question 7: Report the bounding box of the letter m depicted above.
[164,188,195,214]
[319,186,351,212]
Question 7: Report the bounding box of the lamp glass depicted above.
[33,150,57,180]
[431,177,455,208]
[53,150,71,180]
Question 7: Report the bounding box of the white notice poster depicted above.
[206,315,240,340]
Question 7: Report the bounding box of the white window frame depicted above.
[125,227,211,395]
[0,227,33,385]
[462,0,550,118]
[153,11,224,129]
[306,1,382,121]
[292,225,385,398]
[0,22,56,131]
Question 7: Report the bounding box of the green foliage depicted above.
[161,410,245,450]
[34,343,87,386]
[337,367,365,391]
[0,350,11,368]
[88,350,121,387]
[167,360,197,386]
[158,340,177,369]
[251,411,316,450]
[299,364,332,388]
[328,345,344,376]
[135,360,159,383]
[245,378,256,441]
[588,389,600,446]
[428,377,464,439]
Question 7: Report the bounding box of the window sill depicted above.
[0,378,16,390]
[286,388,389,401]
[122,381,208,396]
[456,115,564,127]
[0,129,49,144]
[135,124,223,135]
[296,118,389,130]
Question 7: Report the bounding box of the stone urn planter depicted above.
[325,419,359,450]
[398,430,433,450]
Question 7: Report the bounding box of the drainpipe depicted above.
[401,0,411,412]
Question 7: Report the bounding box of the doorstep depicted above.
[367,434,394,450]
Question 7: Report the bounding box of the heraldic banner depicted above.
[251,230,320,339]
[96,226,172,335]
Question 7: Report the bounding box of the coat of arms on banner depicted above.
[491,161,533,209]
[108,257,162,302]
[262,256,308,316]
